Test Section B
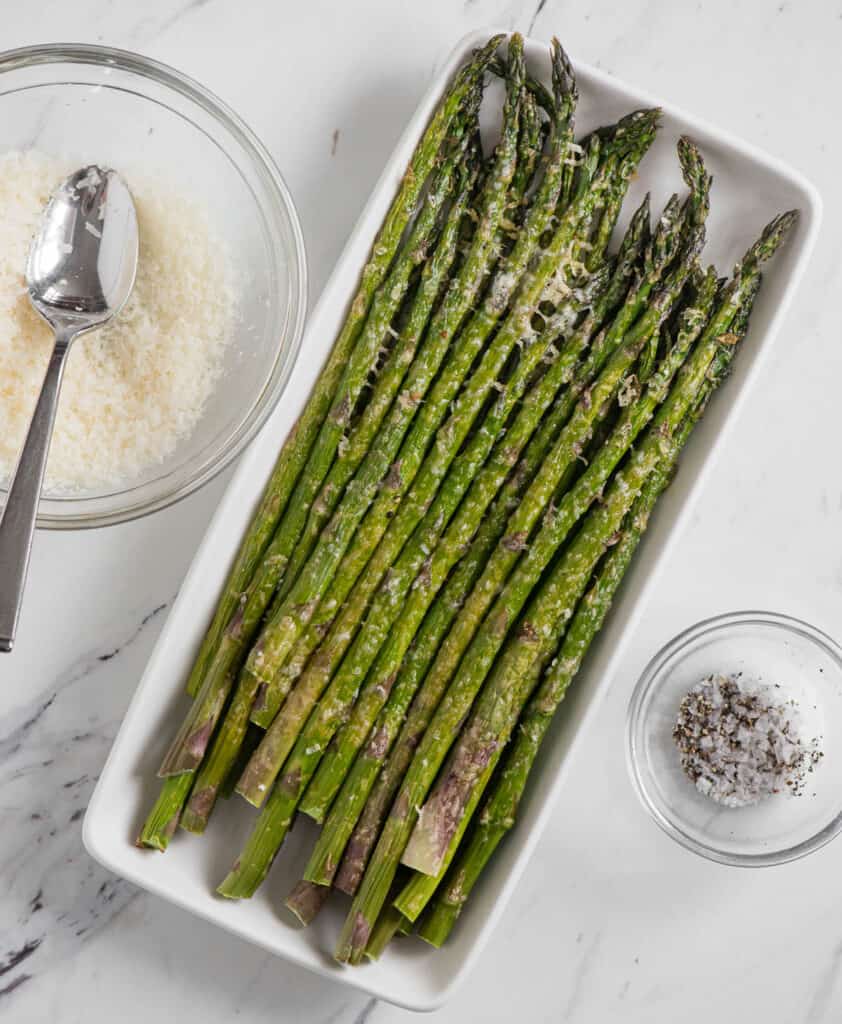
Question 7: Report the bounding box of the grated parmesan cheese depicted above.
[0,151,235,492]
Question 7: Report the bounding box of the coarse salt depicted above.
[673,673,823,808]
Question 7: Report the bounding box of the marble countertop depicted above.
[1,0,840,1020]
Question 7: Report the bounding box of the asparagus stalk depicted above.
[295,261,652,827]
[219,724,263,800]
[332,235,700,938]
[365,905,410,960]
[398,221,793,881]
[280,272,605,829]
[247,38,575,731]
[331,200,654,895]
[285,880,330,926]
[417,277,762,948]
[136,773,193,850]
[159,38,527,778]
[335,231,771,961]
[285,52,538,625]
[216,115,658,901]
[392,271,722,916]
[235,113,649,805]
[389,296,703,904]
[317,205,693,848]
[305,254,672,885]
[639,136,712,378]
[323,159,701,883]
[395,664,549,926]
[511,88,543,219]
[247,110,652,751]
[264,197,646,800]
[179,153,481,833]
[182,34,503,699]
[261,121,483,611]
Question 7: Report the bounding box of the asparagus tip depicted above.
[742,209,799,272]
[677,135,712,224]
[550,37,576,102]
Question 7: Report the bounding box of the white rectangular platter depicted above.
[84,28,821,1012]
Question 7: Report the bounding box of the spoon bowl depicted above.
[0,165,138,651]
[26,165,138,332]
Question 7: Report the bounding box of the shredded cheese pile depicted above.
[0,151,235,492]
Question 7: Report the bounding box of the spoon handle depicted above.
[0,337,72,651]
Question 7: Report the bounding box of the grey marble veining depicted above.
[0,0,840,1021]
[0,603,172,1003]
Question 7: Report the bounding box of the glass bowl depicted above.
[0,44,307,529]
[626,611,842,866]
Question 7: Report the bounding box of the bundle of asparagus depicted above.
[137,33,796,964]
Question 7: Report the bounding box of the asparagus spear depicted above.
[159,37,528,778]
[639,136,712,378]
[320,203,651,894]
[281,56,539,616]
[285,879,330,926]
[178,153,481,833]
[295,257,659,826]
[311,202,692,843]
[200,261,577,829]
[365,905,410,959]
[235,111,649,804]
[335,229,777,961]
[389,301,703,908]
[306,264,673,886]
[263,197,646,791]
[391,270,722,916]
[417,277,761,948]
[398,220,793,881]
[136,773,193,850]
[323,158,701,883]
[215,115,658,901]
[261,271,604,824]
[253,119,483,613]
[394,656,547,925]
[511,88,544,219]
[230,245,680,905]
[278,55,547,614]
[246,38,575,731]
[182,34,503,700]
[246,110,652,749]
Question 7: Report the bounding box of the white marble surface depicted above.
[0,0,839,1020]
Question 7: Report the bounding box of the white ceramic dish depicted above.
[84,29,821,1011]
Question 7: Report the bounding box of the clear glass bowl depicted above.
[627,611,842,866]
[0,44,307,529]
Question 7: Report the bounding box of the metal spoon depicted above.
[0,166,138,652]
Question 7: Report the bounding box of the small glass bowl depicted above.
[0,44,307,528]
[626,611,842,866]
